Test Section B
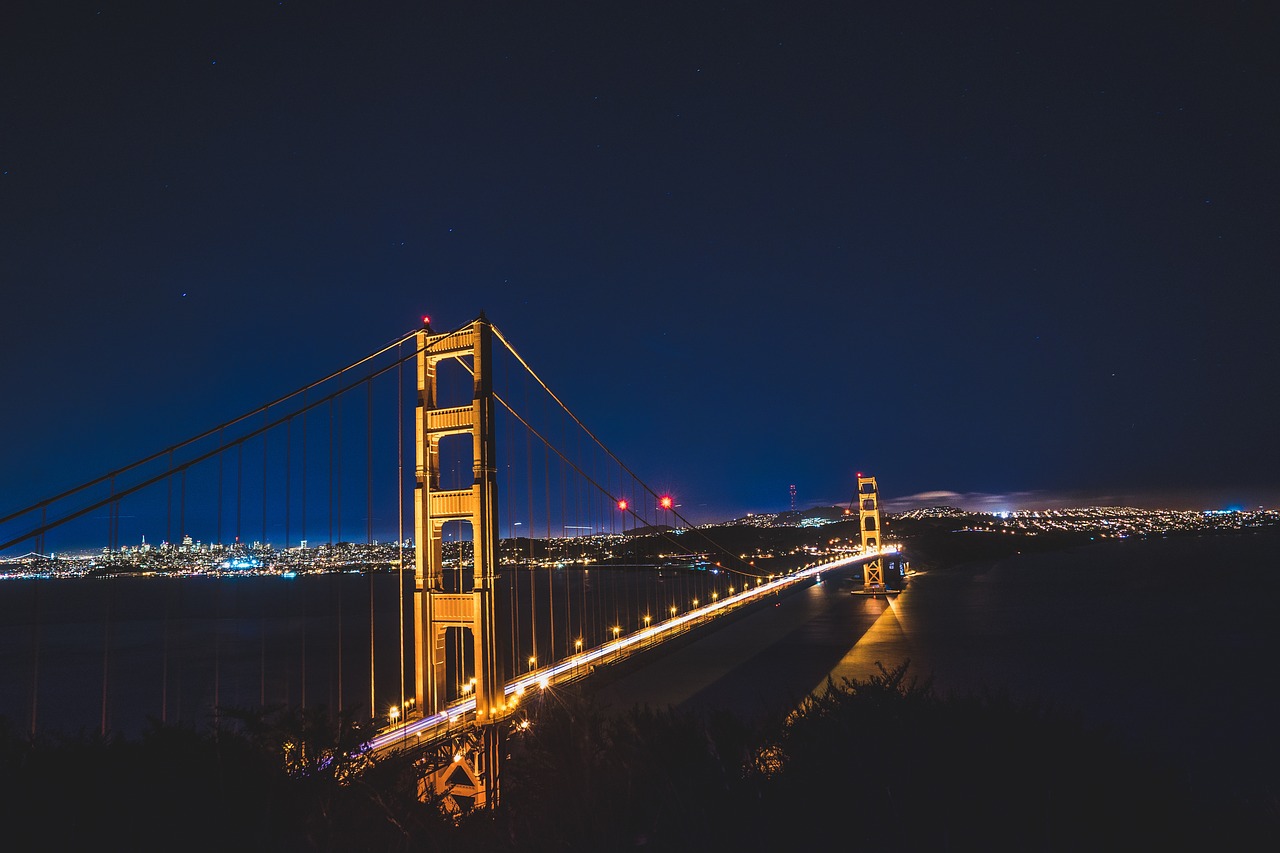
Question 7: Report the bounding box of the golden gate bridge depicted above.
[0,314,900,810]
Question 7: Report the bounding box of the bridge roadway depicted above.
[365,549,895,757]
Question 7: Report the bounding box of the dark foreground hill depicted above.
[3,662,1271,852]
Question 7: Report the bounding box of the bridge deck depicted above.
[365,550,891,757]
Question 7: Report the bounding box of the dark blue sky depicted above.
[2,1,1277,524]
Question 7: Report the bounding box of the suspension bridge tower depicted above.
[413,314,506,809]
[857,473,884,592]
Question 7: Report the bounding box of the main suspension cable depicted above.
[0,331,420,527]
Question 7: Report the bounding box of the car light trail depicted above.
[366,548,896,755]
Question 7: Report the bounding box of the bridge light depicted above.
[659,495,673,510]
[616,499,628,511]
[575,638,583,652]
[422,315,431,327]
[612,625,621,638]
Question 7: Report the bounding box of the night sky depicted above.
[2,1,1277,524]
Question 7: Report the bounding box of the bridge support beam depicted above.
[413,315,506,809]
[417,726,503,815]
[857,474,884,591]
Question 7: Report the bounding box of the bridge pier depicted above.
[418,725,504,814]
[857,474,884,592]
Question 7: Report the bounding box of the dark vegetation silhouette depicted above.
[4,661,1271,851]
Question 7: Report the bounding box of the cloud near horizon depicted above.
[881,487,1276,513]
[885,490,1050,513]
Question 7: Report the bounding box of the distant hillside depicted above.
[892,506,970,520]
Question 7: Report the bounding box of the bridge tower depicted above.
[413,315,505,809]
[857,473,884,591]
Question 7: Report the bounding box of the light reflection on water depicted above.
[0,564,725,736]
[600,530,1280,798]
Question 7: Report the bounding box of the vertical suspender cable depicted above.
[259,576,266,707]
[175,582,184,724]
[35,504,45,560]
[526,382,536,668]
[217,429,223,546]
[101,575,112,737]
[179,470,186,549]
[102,478,114,738]
[563,452,572,651]
[301,393,307,548]
[331,398,341,713]
[367,376,375,720]
[545,392,553,658]
[30,577,40,736]
[161,581,169,725]
[214,581,221,731]
[560,420,568,654]
[544,441,553,664]
[301,565,307,710]
[335,399,340,545]
[397,345,405,716]
[285,418,292,549]
[262,411,269,547]
[335,397,342,547]
[506,377,520,677]
[32,506,46,734]
[298,400,307,709]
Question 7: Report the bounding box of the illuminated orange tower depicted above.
[857,473,884,591]
[413,314,505,809]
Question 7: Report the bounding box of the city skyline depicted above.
[2,3,1276,522]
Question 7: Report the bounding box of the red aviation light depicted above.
[422,315,431,327]
[616,499,628,511]
[659,495,673,510]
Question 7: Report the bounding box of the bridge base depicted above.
[417,725,504,815]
